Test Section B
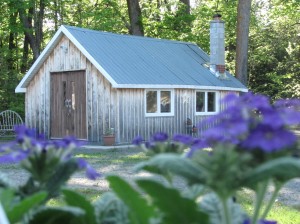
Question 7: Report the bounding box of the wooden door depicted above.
[50,71,87,139]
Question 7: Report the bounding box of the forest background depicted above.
[0,0,299,118]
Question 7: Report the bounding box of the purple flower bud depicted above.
[241,125,297,152]
[0,150,29,163]
[173,134,193,145]
[85,165,101,180]
[132,136,144,145]
[76,158,88,169]
[151,132,168,142]
[243,219,277,224]
[145,141,155,149]
[76,158,101,180]
[14,125,36,138]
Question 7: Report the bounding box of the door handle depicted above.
[64,99,72,115]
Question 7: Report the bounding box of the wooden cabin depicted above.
[16,22,247,144]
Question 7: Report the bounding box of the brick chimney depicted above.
[210,13,226,78]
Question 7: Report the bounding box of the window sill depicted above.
[195,112,218,116]
[145,113,174,117]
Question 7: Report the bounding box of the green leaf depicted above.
[244,157,300,188]
[29,206,85,224]
[106,175,156,224]
[137,179,209,224]
[134,154,205,185]
[62,188,97,224]
[0,172,15,188]
[45,159,79,199]
[20,158,79,200]
[94,192,129,224]
[199,193,247,224]
[7,191,47,223]
[0,188,15,212]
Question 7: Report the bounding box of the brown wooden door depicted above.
[50,71,87,139]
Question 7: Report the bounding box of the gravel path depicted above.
[71,147,300,208]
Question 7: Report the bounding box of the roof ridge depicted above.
[63,25,197,46]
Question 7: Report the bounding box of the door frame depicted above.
[49,69,88,140]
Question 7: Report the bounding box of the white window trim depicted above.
[145,89,174,117]
[195,91,220,115]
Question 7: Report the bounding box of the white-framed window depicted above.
[195,91,219,115]
[145,89,174,116]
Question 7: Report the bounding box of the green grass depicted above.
[237,190,300,224]
[74,148,149,166]
[47,188,105,207]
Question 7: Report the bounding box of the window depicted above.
[146,90,174,116]
[196,91,219,114]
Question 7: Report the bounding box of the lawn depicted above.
[1,145,300,223]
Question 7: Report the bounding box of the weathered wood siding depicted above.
[25,35,88,137]
[115,89,233,144]
[25,34,237,143]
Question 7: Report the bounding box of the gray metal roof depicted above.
[65,26,246,90]
[16,25,247,93]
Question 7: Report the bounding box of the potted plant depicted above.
[103,127,115,146]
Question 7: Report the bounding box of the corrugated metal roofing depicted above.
[16,25,247,93]
[65,26,246,89]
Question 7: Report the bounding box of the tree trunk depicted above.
[54,0,59,30]
[21,35,30,73]
[235,0,252,87]
[35,0,45,53]
[126,0,144,36]
[179,0,190,14]
[8,6,18,70]
[18,4,40,61]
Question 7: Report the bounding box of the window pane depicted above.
[71,81,76,110]
[207,92,216,112]
[160,91,171,113]
[146,91,157,113]
[196,92,205,112]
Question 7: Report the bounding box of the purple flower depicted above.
[241,125,297,152]
[274,98,300,109]
[76,158,88,169]
[261,108,284,129]
[14,125,36,143]
[242,92,271,111]
[85,166,101,180]
[0,150,29,163]
[60,136,84,148]
[145,141,155,149]
[132,136,144,145]
[278,108,300,126]
[76,158,101,180]
[195,92,300,154]
[186,139,209,157]
[151,132,168,142]
[173,134,193,145]
[243,219,277,224]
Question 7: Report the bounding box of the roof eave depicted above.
[112,84,248,92]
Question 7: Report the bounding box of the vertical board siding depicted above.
[25,34,239,143]
[25,35,88,138]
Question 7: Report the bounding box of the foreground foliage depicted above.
[0,92,300,224]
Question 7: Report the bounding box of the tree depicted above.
[235,0,252,87]
[126,0,144,36]
[179,0,190,14]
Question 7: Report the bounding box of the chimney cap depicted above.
[213,13,222,19]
